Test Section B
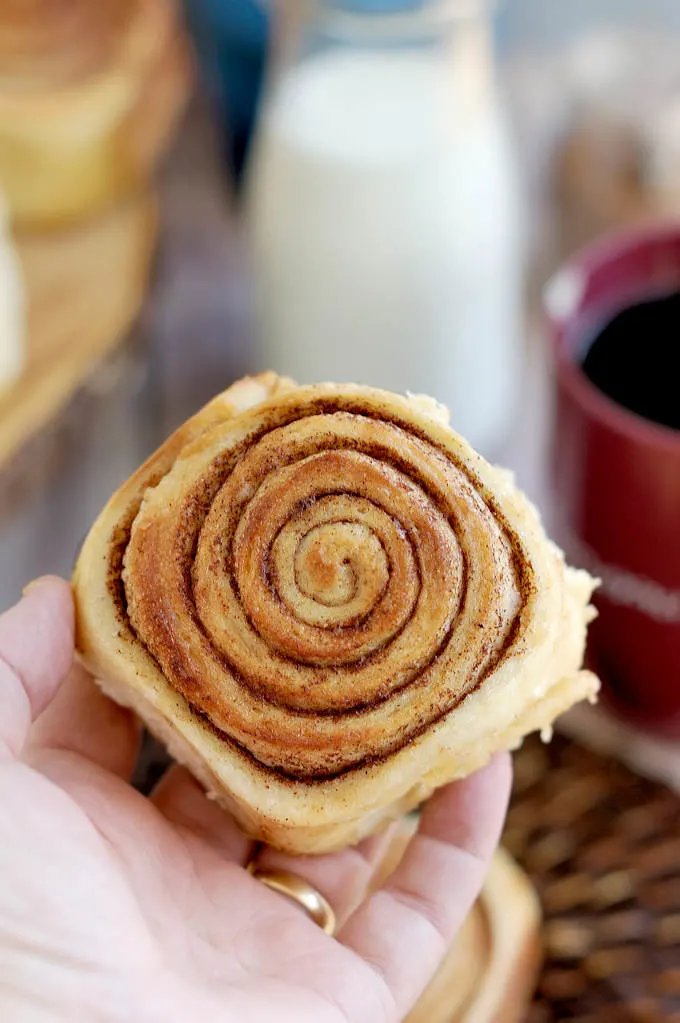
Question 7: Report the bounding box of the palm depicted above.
[2,749,370,1023]
[0,581,510,1023]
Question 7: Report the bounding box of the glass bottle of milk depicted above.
[246,0,524,457]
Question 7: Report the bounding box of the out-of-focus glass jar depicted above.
[246,0,525,458]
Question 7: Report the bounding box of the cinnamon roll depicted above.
[73,375,599,854]
[0,0,191,227]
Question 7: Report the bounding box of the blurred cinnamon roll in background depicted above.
[0,0,192,227]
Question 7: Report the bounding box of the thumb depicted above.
[0,577,74,759]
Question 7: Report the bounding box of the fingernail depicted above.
[22,576,56,598]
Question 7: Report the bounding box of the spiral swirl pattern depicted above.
[116,387,527,780]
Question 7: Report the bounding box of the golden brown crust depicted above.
[73,374,599,854]
[0,0,192,227]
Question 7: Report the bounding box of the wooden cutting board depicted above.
[0,191,157,469]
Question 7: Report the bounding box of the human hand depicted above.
[0,578,511,1023]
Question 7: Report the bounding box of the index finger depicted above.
[0,577,74,759]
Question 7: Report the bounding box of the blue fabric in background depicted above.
[183,0,269,184]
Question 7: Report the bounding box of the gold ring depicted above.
[247,865,336,936]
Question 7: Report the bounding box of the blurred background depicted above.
[2,0,680,599]
[2,1,680,1019]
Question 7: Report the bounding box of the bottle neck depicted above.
[322,0,491,42]
[273,0,494,49]
[265,0,503,129]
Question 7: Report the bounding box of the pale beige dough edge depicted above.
[73,373,599,855]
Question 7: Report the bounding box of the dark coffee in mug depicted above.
[580,291,680,432]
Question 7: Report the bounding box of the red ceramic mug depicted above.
[546,221,680,737]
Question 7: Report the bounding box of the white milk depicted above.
[247,39,523,455]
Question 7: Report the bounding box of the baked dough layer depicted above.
[73,374,599,853]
